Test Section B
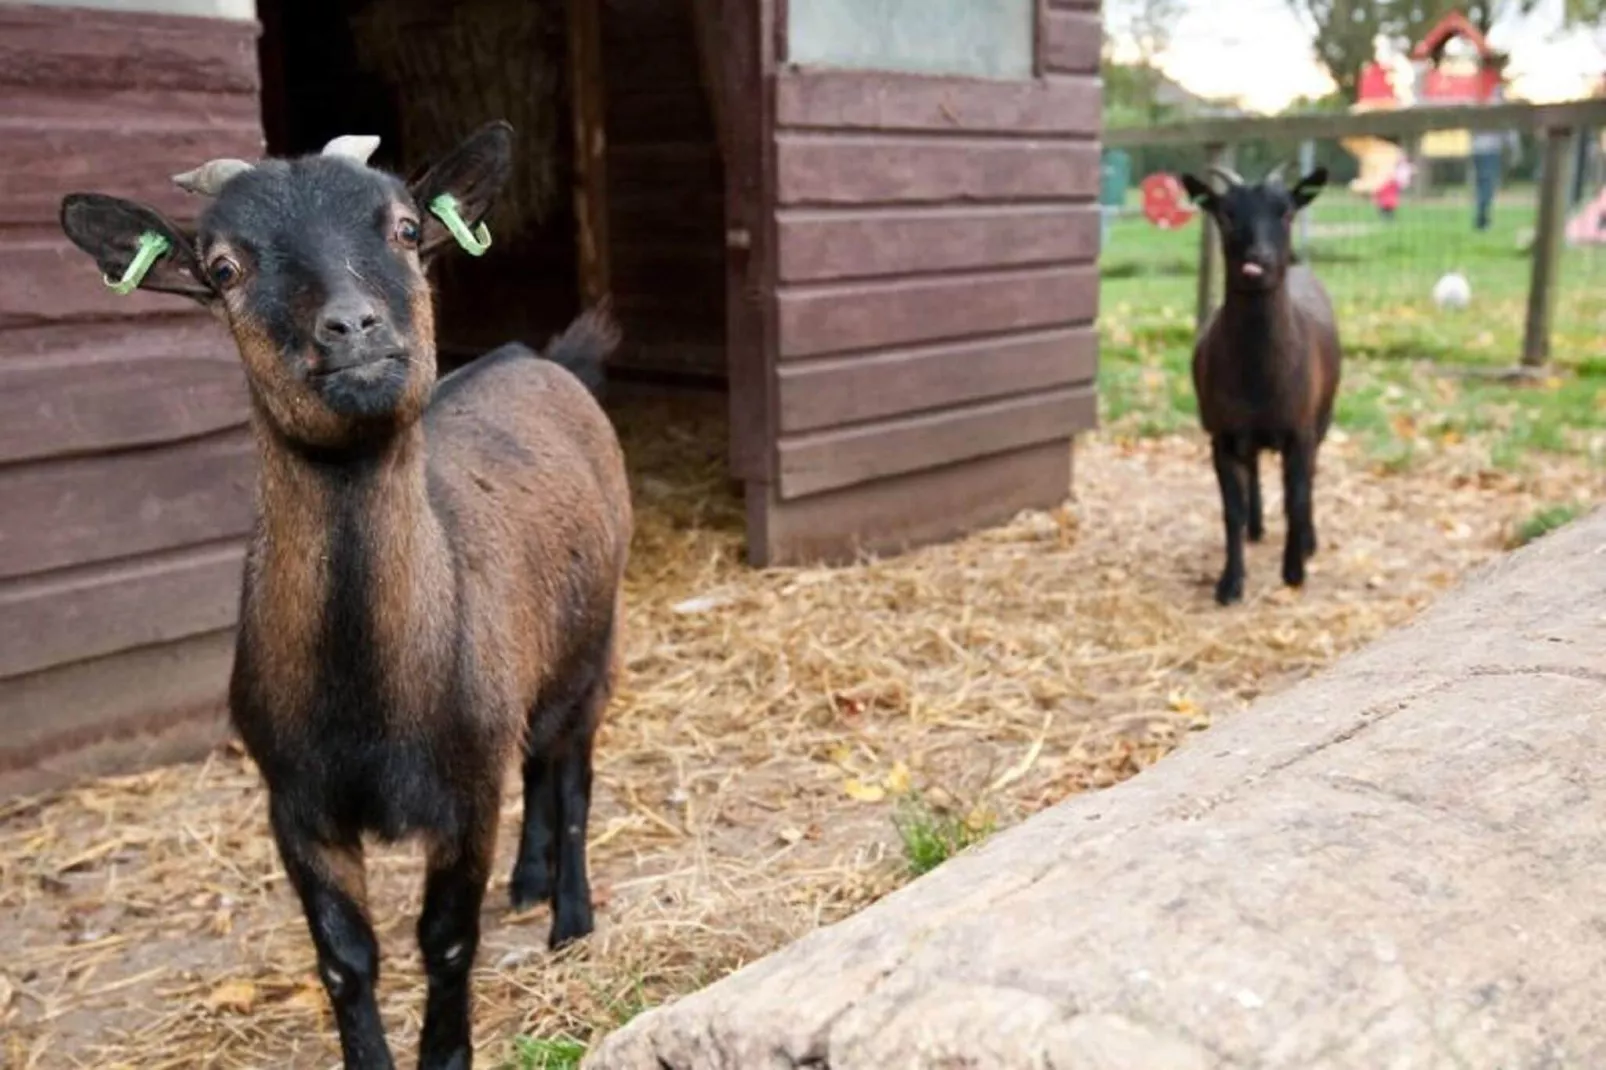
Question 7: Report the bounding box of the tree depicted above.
[1103,0,1187,124]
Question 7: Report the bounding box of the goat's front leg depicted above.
[1211,434,1249,605]
[270,805,394,1070]
[1246,450,1264,543]
[418,790,499,1070]
[1281,436,1316,587]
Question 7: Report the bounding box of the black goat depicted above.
[1180,164,1343,605]
[60,123,632,1070]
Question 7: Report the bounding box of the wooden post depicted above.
[1522,126,1572,367]
[567,0,611,308]
[1196,142,1230,334]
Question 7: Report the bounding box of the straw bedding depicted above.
[1,392,1597,1068]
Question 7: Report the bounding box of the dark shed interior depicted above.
[255,0,727,383]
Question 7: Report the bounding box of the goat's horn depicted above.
[171,158,255,197]
[321,134,381,165]
[1207,164,1244,189]
[1264,162,1289,186]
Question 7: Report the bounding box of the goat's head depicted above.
[1180,164,1327,291]
[60,122,515,450]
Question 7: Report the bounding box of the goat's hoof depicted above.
[1282,563,1306,588]
[548,906,595,951]
[509,865,553,911]
[1214,575,1244,605]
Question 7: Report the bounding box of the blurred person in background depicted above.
[1470,52,1520,231]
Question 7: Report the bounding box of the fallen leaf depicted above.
[883,761,913,796]
[777,827,804,845]
[205,979,258,1014]
[842,778,886,803]
[1166,690,1198,715]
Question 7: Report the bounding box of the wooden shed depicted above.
[0,0,1102,795]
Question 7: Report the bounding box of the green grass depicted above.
[1097,184,1606,471]
[892,795,995,877]
[508,1036,588,1070]
[1509,503,1586,547]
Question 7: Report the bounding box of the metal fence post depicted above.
[1196,142,1230,334]
[1522,126,1573,367]
[1297,138,1315,258]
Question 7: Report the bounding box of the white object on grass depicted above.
[1433,272,1471,311]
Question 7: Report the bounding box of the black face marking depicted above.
[199,158,424,414]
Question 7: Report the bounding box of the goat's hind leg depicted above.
[1246,449,1264,543]
[548,624,615,950]
[509,728,558,911]
[270,806,395,1070]
[1281,436,1316,587]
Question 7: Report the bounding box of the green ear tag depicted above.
[429,193,492,256]
[104,231,171,295]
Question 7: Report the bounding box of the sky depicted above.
[1105,0,1606,113]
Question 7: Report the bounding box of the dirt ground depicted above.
[1,392,1599,1069]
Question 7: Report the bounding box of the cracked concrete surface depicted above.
[584,507,1606,1070]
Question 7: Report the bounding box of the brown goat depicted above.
[1180,164,1342,605]
[59,123,632,1070]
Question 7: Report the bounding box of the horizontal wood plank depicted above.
[777,204,1099,282]
[777,134,1099,206]
[0,430,255,580]
[0,628,234,797]
[0,237,208,328]
[778,327,1097,433]
[1040,10,1102,75]
[0,323,246,464]
[775,69,1100,136]
[0,114,263,225]
[778,265,1098,359]
[777,385,1096,499]
[0,542,244,680]
[751,439,1074,566]
[0,5,260,94]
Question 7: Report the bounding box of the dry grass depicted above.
[1,391,1599,1069]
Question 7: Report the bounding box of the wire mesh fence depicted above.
[1101,111,1606,373]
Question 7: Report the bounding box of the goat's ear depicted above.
[59,193,212,301]
[1179,173,1218,212]
[409,120,515,259]
[1291,166,1329,209]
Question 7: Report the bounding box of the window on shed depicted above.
[786,0,1035,80]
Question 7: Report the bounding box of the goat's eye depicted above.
[208,256,240,288]
[395,218,421,247]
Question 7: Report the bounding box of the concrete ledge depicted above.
[586,507,1606,1069]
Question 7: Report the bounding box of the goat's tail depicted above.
[544,302,621,398]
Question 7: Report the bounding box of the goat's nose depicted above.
[316,297,382,344]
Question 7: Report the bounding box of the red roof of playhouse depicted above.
[1357,63,1398,106]
[1411,11,1501,103]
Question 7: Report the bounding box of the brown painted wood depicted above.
[750,439,1073,566]
[722,0,777,482]
[0,627,234,798]
[777,204,1100,282]
[778,265,1097,359]
[777,134,1100,206]
[0,326,246,464]
[0,114,263,225]
[1,237,204,328]
[0,4,260,94]
[0,430,255,580]
[778,327,1097,433]
[777,385,1093,499]
[775,70,1100,136]
[569,0,612,307]
[0,542,244,681]
[1040,10,1102,74]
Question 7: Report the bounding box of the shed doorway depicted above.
[254,0,734,389]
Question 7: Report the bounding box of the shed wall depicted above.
[746,0,1103,564]
[0,3,263,796]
